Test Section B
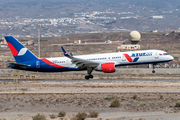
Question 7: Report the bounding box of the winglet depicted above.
[61,46,69,57]
[70,52,73,56]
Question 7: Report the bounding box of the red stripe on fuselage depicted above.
[123,54,133,62]
[40,58,73,68]
[7,42,18,56]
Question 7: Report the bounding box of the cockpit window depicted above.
[163,53,169,55]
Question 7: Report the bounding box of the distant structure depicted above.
[74,40,81,44]
[130,31,141,44]
[0,37,7,45]
[117,44,140,50]
[0,37,7,48]
[152,30,158,33]
[27,40,34,46]
[149,16,164,19]
[105,40,112,44]
[117,31,141,50]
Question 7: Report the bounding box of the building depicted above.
[27,40,34,46]
[149,16,164,19]
[117,44,140,50]
[74,40,81,44]
[105,40,112,43]
[0,37,7,45]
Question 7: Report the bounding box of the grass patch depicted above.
[20,92,25,95]
[88,111,99,118]
[104,94,117,100]
[110,98,120,107]
[175,101,180,107]
[76,112,87,120]
[58,111,66,117]
[32,113,47,120]
[39,98,43,102]
[132,95,137,100]
[49,114,56,119]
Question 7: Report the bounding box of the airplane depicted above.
[4,36,174,80]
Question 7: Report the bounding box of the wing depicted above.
[61,46,99,69]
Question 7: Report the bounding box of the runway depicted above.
[0,78,179,82]
[0,92,179,95]
[1,68,180,80]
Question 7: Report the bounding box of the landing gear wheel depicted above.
[85,76,89,80]
[152,70,155,74]
[89,75,93,79]
[86,67,93,80]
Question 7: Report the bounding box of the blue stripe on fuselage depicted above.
[9,60,78,72]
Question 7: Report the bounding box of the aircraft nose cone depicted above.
[170,56,174,61]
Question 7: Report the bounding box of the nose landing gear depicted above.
[152,63,156,74]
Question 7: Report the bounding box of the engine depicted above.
[95,62,115,73]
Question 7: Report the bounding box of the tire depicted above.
[152,70,155,73]
[89,75,93,79]
[85,76,89,80]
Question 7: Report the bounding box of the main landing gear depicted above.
[85,74,93,80]
[85,67,94,80]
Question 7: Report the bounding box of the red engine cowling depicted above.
[101,62,115,73]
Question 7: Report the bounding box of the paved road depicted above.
[1,68,180,75]
[0,79,179,82]
[0,92,180,95]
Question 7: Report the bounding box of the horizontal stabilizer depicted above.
[9,63,31,67]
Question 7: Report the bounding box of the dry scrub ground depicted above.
[0,81,180,120]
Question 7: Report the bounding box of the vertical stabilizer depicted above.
[4,36,38,63]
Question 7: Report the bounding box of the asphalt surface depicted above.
[0,78,179,82]
[0,92,180,95]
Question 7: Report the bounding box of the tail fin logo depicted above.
[7,41,27,56]
[17,48,27,56]
[7,42,18,56]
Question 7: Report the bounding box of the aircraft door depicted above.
[155,52,159,59]
[66,60,69,66]
[122,55,126,61]
[36,60,40,68]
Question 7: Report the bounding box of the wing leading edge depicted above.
[61,46,99,69]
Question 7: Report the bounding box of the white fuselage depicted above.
[44,50,174,68]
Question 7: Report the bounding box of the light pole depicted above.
[37,24,41,58]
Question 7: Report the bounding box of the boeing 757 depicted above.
[4,36,174,80]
